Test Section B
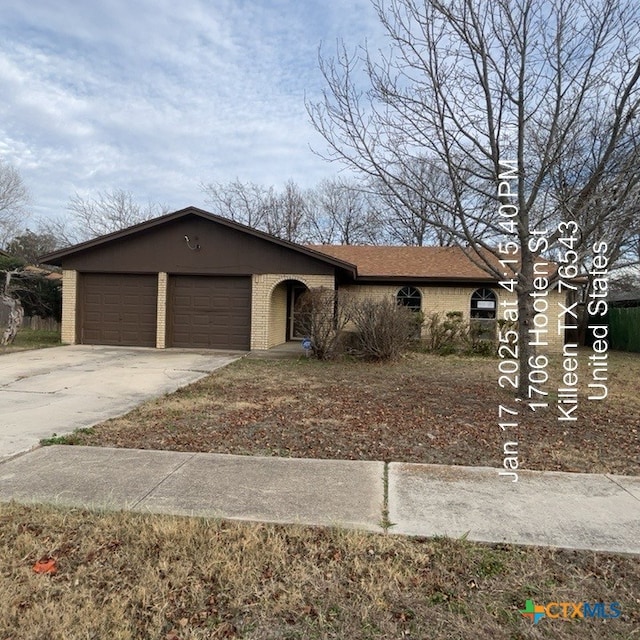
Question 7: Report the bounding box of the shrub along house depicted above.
[41,206,564,352]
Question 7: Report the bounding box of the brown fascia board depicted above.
[353,275,498,285]
[38,206,358,276]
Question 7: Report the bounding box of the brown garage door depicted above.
[170,276,251,349]
[79,273,157,346]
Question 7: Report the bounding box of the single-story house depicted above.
[41,206,564,351]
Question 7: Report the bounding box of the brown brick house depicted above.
[41,206,564,351]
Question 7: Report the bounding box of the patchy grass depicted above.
[0,328,61,353]
[40,428,95,447]
[0,502,637,640]
[54,349,640,475]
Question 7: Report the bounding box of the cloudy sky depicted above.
[0,0,383,225]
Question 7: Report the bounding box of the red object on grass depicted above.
[33,558,57,575]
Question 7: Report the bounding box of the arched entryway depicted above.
[268,279,310,348]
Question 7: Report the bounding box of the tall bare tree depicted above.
[202,179,309,243]
[307,177,382,244]
[372,158,460,246]
[40,189,169,246]
[201,179,272,230]
[264,180,308,242]
[308,0,640,396]
[0,160,30,247]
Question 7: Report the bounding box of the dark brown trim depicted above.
[352,276,498,285]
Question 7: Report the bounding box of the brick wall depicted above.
[251,274,335,350]
[338,283,566,352]
[340,284,493,321]
[268,281,288,348]
[60,270,77,344]
[156,272,168,349]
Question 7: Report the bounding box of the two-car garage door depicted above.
[78,273,251,350]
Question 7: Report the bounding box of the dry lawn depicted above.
[56,350,640,475]
[1,502,638,640]
[0,329,61,354]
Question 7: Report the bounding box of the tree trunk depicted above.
[0,293,24,345]
[517,251,535,399]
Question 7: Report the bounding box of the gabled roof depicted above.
[39,206,358,275]
[307,245,499,282]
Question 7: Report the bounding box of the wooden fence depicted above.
[21,316,61,332]
[609,306,640,352]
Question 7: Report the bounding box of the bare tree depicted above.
[202,179,309,243]
[264,180,308,242]
[307,177,382,244]
[372,158,460,246]
[0,269,24,345]
[308,0,640,396]
[201,179,272,230]
[40,189,169,246]
[0,160,30,247]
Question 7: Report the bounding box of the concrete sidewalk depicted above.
[0,446,638,554]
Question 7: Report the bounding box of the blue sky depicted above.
[0,0,383,224]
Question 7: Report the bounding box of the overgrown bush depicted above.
[294,287,352,360]
[467,338,496,357]
[349,298,418,361]
[422,311,497,356]
[423,311,467,353]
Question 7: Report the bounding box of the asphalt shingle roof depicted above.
[307,245,499,280]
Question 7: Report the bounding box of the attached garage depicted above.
[78,273,157,346]
[42,207,351,350]
[169,276,251,350]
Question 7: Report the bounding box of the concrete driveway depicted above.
[0,345,242,460]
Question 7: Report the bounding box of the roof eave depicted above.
[353,275,498,283]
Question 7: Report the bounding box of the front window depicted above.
[470,288,497,340]
[396,286,422,312]
[397,286,422,338]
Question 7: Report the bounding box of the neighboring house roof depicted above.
[608,266,640,304]
[609,287,640,305]
[307,245,500,282]
[23,265,63,280]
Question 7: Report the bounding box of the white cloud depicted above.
[0,0,386,225]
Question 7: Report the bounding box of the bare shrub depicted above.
[349,298,418,361]
[423,311,496,356]
[423,311,467,353]
[294,287,352,360]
